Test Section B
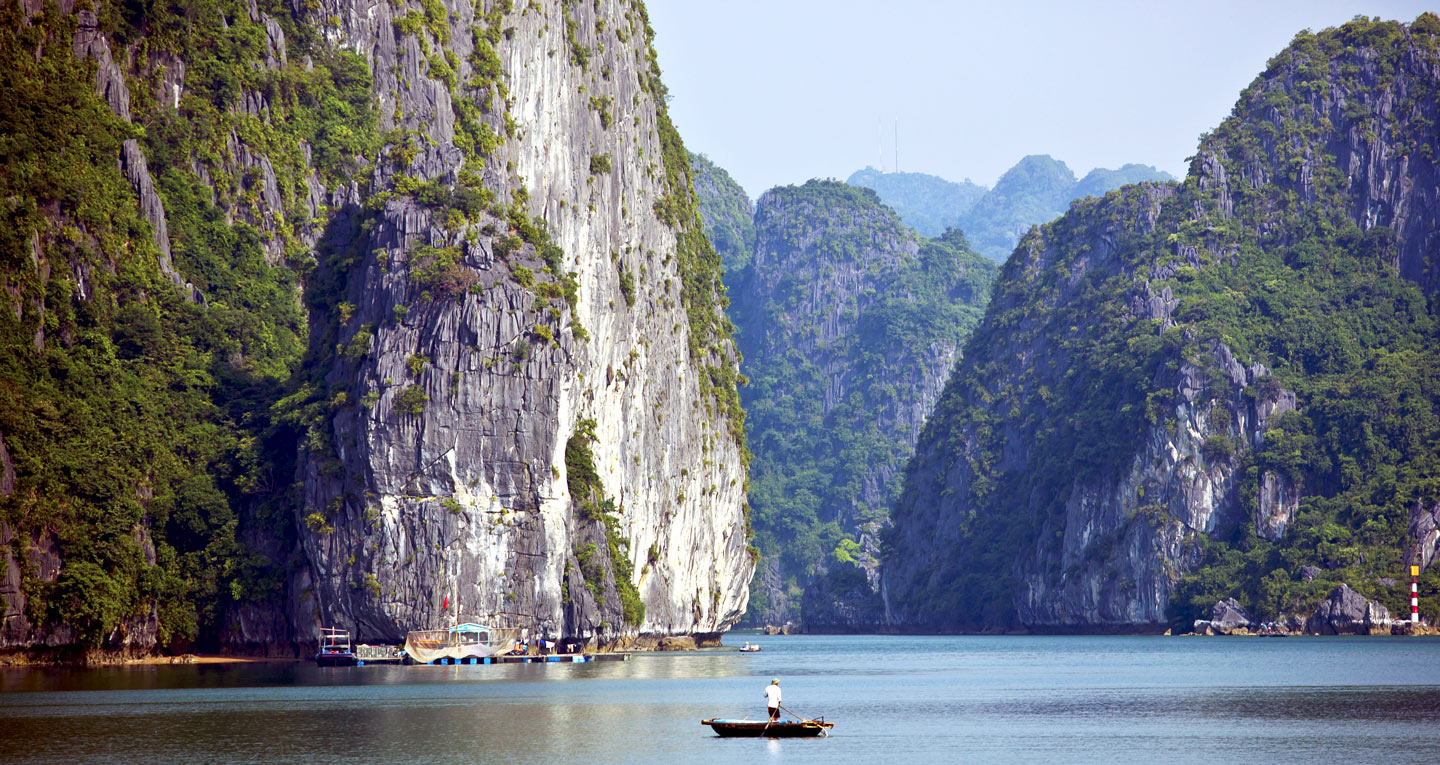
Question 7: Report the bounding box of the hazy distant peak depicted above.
[1074,163,1177,200]
[854,155,1178,261]
[844,168,986,238]
[990,155,1077,200]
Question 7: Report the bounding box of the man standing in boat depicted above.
[764,678,782,721]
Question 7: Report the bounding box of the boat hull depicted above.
[315,652,358,667]
[702,719,833,738]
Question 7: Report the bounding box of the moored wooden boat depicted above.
[315,627,358,667]
[701,718,833,737]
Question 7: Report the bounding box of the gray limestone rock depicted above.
[800,563,887,633]
[0,429,13,498]
[882,20,1440,634]
[1408,500,1440,572]
[1256,471,1299,542]
[72,10,200,303]
[1306,583,1393,635]
[0,525,73,650]
[1206,598,1254,634]
[17,0,747,658]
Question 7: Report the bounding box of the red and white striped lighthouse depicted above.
[1412,565,1421,624]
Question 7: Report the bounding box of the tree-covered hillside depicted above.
[725,180,996,626]
[883,15,1440,633]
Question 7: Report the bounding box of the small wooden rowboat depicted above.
[701,718,834,737]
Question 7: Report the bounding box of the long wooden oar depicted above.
[779,704,831,736]
[779,703,814,723]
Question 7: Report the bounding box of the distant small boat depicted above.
[702,718,834,738]
[315,627,358,667]
[738,644,762,653]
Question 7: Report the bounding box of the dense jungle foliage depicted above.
[886,15,1440,630]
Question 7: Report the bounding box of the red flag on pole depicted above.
[442,595,449,610]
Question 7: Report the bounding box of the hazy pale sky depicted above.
[646,1,1435,199]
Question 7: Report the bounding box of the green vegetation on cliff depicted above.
[0,0,376,650]
[638,9,747,452]
[1165,17,1440,628]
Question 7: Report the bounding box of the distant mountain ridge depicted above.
[848,157,1175,260]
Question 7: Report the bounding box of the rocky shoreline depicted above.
[1191,584,1436,636]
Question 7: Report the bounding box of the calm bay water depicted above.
[3,634,1439,763]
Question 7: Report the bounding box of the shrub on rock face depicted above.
[395,385,428,415]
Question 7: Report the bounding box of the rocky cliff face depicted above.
[720,180,994,628]
[0,0,749,659]
[884,15,1440,632]
[289,0,750,645]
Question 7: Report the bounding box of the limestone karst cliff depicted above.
[884,15,1440,632]
[715,180,994,628]
[289,0,751,646]
[0,0,750,659]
